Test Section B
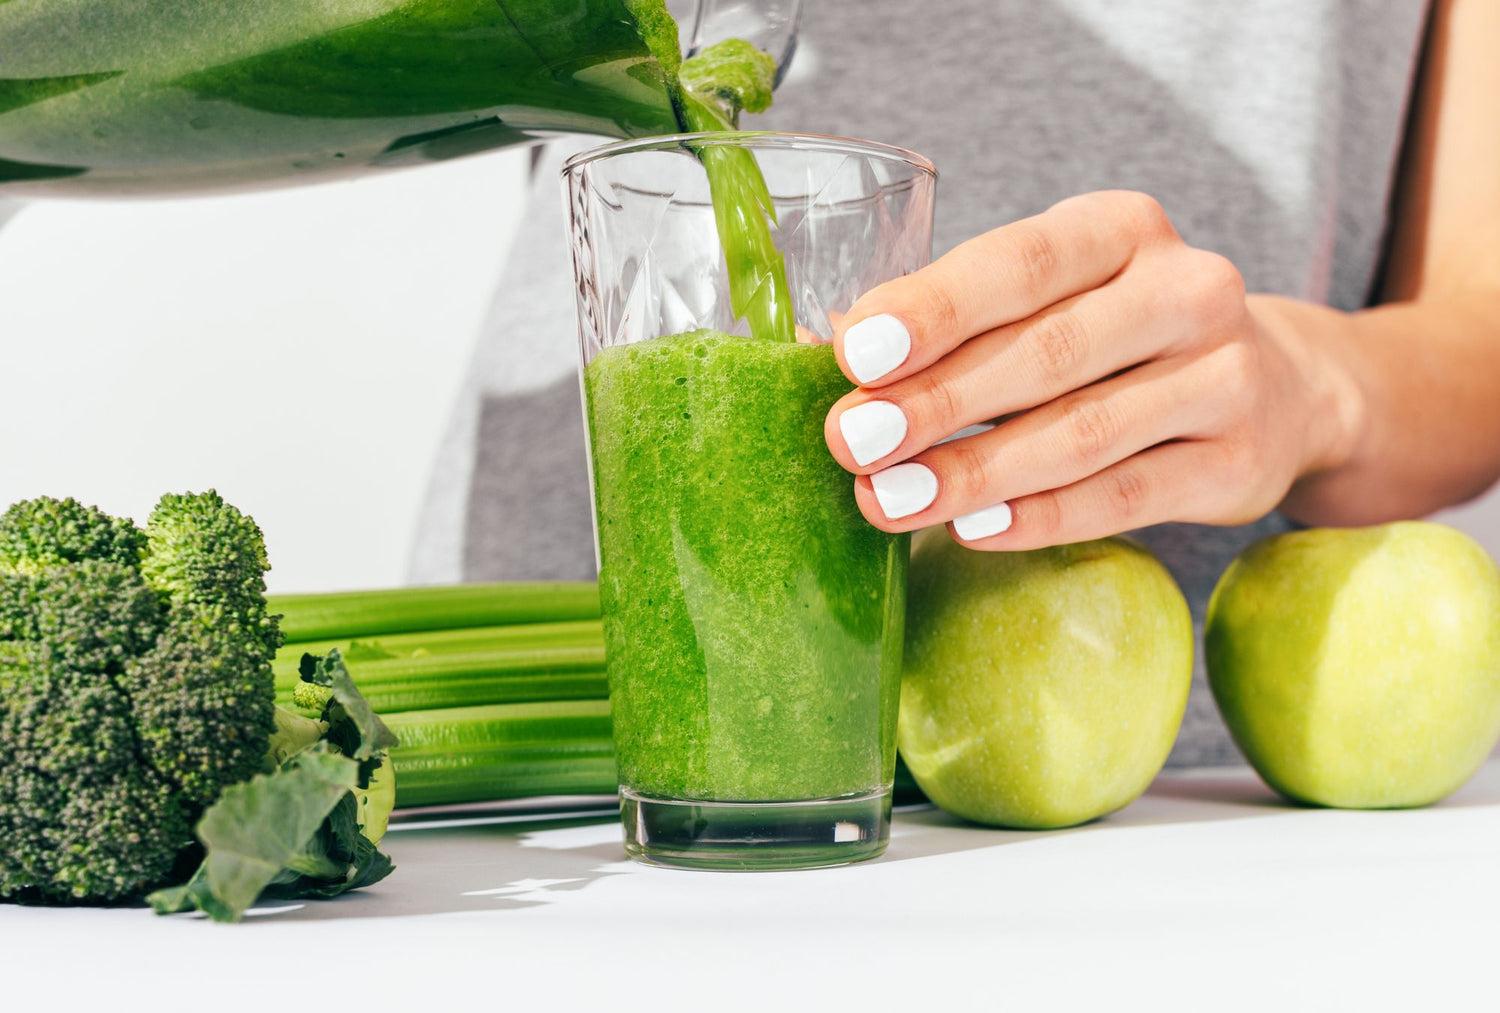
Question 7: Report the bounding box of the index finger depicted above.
[834,190,1174,387]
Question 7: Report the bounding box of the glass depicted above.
[564,132,937,870]
[0,0,800,198]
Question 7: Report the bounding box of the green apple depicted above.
[1207,521,1500,808]
[898,532,1193,829]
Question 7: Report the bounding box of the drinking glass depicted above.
[564,132,936,870]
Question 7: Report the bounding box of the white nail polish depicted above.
[870,463,938,520]
[839,400,908,466]
[953,502,1013,541]
[844,314,911,384]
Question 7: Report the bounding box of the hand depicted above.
[824,190,1357,549]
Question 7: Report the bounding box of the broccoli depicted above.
[0,492,396,920]
[0,496,146,574]
[139,491,282,659]
[0,561,188,902]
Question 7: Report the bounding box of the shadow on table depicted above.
[881,767,1290,865]
[884,760,1500,865]
[243,801,630,923]
[249,762,1500,922]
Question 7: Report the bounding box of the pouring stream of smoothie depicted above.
[627,5,796,344]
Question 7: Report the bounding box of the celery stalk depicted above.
[275,644,607,713]
[272,619,604,684]
[270,582,601,643]
[385,700,616,808]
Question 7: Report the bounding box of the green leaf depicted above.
[279,820,348,882]
[149,749,357,923]
[325,790,362,862]
[306,649,400,760]
[152,652,399,922]
[147,866,237,922]
[343,834,396,892]
[0,72,122,117]
[260,792,395,901]
[278,834,395,900]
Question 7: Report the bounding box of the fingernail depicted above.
[839,400,908,466]
[870,462,938,519]
[953,502,1013,541]
[844,314,911,384]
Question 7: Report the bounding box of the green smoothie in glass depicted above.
[585,330,908,804]
[567,130,936,869]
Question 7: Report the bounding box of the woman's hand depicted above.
[824,190,1362,549]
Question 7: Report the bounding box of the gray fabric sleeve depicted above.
[406,140,598,584]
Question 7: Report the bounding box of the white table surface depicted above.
[4,760,1497,1011]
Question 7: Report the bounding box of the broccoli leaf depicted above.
[304,649,400,761]
[264,792,394,900]
[147,866,231,922]
[150,649,398,921]
[302,834,395,898]
[147,749,357,922]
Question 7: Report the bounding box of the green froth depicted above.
[680,39,777,118]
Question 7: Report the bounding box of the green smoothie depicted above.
[584,330,908,802]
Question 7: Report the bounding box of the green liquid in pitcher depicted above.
[0,0,689,194]
[584,331,909,801]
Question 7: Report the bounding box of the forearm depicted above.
[1262,290,1500,524]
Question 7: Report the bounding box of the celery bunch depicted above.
[271,582,924,811]
[270,583,616,809]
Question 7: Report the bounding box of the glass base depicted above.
[620,786,892,871]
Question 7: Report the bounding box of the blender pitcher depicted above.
[0,0,801,198]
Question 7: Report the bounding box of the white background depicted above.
[0,149,530,593]
[3,152,1498,593]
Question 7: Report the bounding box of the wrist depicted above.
[1248,294,1369,485]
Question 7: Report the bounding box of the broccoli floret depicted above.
[0,493,279,903]
[0,563,186,903]
[0,496,146,574]
[128,492,282,807]
[25,560,164,671]
[291,673,334,713]
[140,490,282,659]
[141,491,268,604]
[0,573,35,641]
[124,606,278,808]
